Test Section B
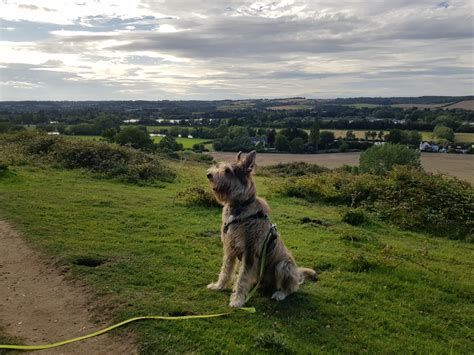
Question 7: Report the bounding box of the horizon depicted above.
[1,94,473,103]
[1,1,473,100]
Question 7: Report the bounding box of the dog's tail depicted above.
[298,267,317,284]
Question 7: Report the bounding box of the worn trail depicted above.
[0,220,136,354]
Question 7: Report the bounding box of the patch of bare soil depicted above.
[0,221,136,354]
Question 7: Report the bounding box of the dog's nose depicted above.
[207,173,213,180]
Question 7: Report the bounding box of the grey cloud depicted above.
[2,0,472,99]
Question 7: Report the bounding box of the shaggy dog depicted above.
[206,150,316,307]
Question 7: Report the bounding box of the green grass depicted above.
[0,162,473,353]
[63,135,102,141]
[152,137,212,149]
[62,135,213,149]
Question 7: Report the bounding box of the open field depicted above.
[62,135,212,149]
[445,100,474,110]
[392,103,451,109]
[152,136,212,149]
[267,105,312,110]
[346,103,383,108]
[325,130,474,143]
[210,152,474,184]
[0,160,473,353]
[392,100,474,111]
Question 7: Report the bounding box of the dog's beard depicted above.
[209,182,229,203]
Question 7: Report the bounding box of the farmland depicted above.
[210,151,474,184]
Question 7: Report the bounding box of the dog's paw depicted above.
[271,291,288,301]
[229,298,244,308]
[207,282,223,291]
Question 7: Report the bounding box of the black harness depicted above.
[223,198,278,255]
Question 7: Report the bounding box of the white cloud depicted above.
[0,0,472,99]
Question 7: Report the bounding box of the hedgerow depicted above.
[277,166,473,240]
[257,162,329,177]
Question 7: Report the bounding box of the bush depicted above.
[176,187,220,208]
[258,162,329,177]
[289,137,305,153]
[157,136,183,152]
[54,140,175,183]
[175,150,214,163]
[359,143,421,175]
[341,208,368,225]
[276,166,473,240]
[2,132,175,184]
[274,134,289,151]
[114,126,154,150]
[433,125,455,142]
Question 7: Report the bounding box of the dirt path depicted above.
[209,152,474,184]
[0,220,136,354]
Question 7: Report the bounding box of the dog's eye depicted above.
[225,167,231,174]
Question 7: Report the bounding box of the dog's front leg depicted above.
[207,251,236,291]
[229,257,258,307]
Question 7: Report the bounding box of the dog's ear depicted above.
[235,151,242,161]
[243,150,256,173]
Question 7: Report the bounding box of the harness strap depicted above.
[244,223,278,304]
[223,210,268,233]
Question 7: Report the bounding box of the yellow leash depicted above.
[0,228,274,351]
[0,308,255,351]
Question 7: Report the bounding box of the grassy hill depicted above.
[0,140,473,353]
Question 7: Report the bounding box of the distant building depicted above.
[419,141,439,152]
[250,137,266,146]
[47,131,60,135]
[123,119,140,123]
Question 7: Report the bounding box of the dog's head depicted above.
[206,150,257,204]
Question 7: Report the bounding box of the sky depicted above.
[0,0,473,100]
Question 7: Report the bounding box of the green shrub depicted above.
[341,208,368,225]
[157,136,183,152]
[433,124,454,142]
[56,140,175,183]
[359,143,421,175]
[274,134,290,151]
[277,166,473,240]
[1,132,175,184]
[176,187,220,208]
[258,162,329,177]
[176,150,214,163]
[114,126,154,150]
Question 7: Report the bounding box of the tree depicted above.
[346,130,356,140]
[267,129,276,147]
[275,134,290,151]
[385,129,404,144]
[157,136,183,151]
[279,127,308,141]
[407,131,422,146]
[290,137,305,153]
[433,124,454,142]
[319,131,335,150]
[308,120,320,152]
[377,131,385,141]
[114,126,154,150]
[359,143,421,175]
[169,126,181,137]
[369,131,377,141]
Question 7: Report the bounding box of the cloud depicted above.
[0,0,472,99]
